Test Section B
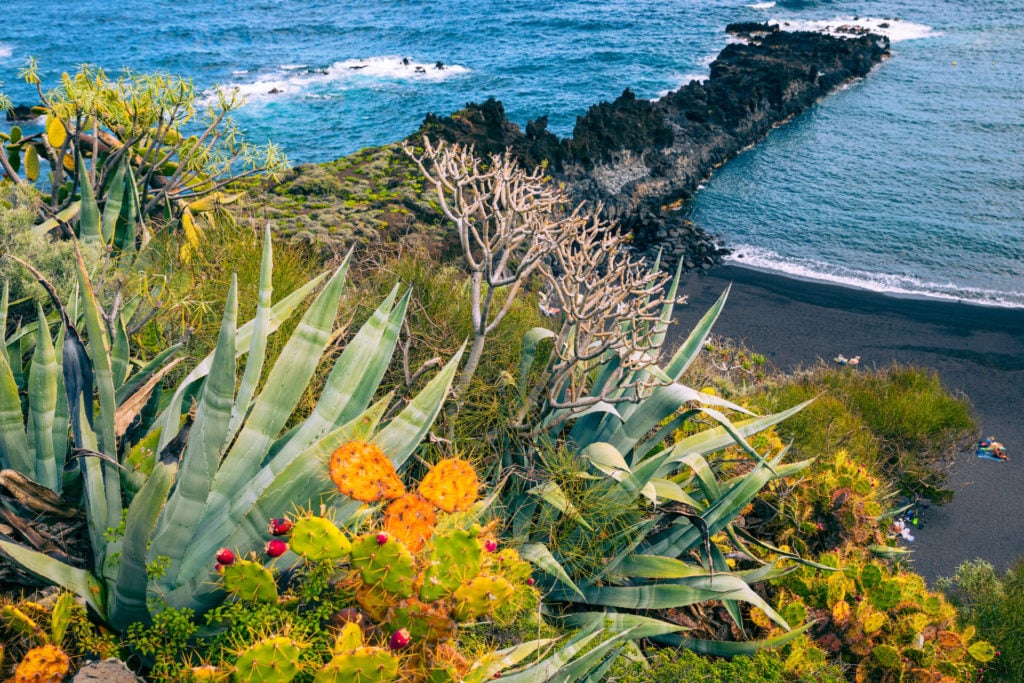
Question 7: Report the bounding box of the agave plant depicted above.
[513,276,827,655]
[0,225,462,631]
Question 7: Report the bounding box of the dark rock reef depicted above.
[419,23,890,270]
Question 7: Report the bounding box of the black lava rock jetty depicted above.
[416,23,890,271]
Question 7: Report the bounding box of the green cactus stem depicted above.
[350,533,415,598]
[314,646,400,683]
[232,635,303,683]
[289,516,352,562]
[452,575,514,620]
[222,559,279,604]
[420,529,482,603]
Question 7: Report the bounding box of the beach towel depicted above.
[976,440,1009,461]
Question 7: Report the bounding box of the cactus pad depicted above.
[329,441,405,503]
[233,635,303,683]
[351,533,416,598]
[417,458,478,512]
[289,515,353,561]
[13,644,70,683]
[388,596,454,642]
[222,559,279,603]
[383,493,436,552]
[452,574,515,620]
[314,647,400,683]
[420,529,482,603]
[868,579,902,611]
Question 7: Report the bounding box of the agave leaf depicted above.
[28,303,59,489]
[605,383,754,457]
[498,623,604,683]
[613,554,709,579]
[649,478,703,507]
[374,342,464,471]
[464,639,559,683]
[644,454,814,558]
[664,285,730,380]
[0,351,32,476]
[632,409,701,465]
[601,448,676,508]
[868,544,912,559]
[74,245,116,458]
[657,399,815,478]
[654,621,813,656]
[649,258,686,355]
[0,281,8,364]
[109,455,177,631]
[51,330,69,488]
[560,612,684,640]
[157,276,238,588]
[587,517,660,587]
[553,573,790,628]
[212,254,350,501]
[673,452,721,502]
[519,543,585,600]
[547,631,635,683]
[155,269,329,454]
[109,312,130,390]
[114,343,182,405]
[0,540,105,616]
[100,155,127,245]
[272,285,407,465]
[77,155,101,244]
[517,326,556,399]
[114,358,183,438]
[228,223,273,437]
[34,201,82,238]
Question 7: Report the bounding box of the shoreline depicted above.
[670,264,1024,582]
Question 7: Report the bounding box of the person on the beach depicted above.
[991,439,1008,461]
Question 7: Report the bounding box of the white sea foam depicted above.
[0,44,13,59]
[202,56,470,107]
[771,16,938,43]
[725,246,1024,308]
[746,2,776,9]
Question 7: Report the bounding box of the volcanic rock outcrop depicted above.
[418,23,890,270]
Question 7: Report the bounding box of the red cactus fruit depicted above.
[215,548,235,565]
[388,628,411,650]
[268,517,293,536]
[215,562,225,572]
[526,577,535,586]
[265,539,288,558]
[484,539,498,553]
[376,532,389,545]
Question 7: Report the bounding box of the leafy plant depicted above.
[0,225,462,632]
[768,547,995,680]
[939,559,1023,683]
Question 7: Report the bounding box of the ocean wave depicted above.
[770,16,938,42]
[725,245,1024,308]
[202,56,470,106]
[0,44,12,59]
[746,2,776,9]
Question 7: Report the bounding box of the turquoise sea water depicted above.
[2,0,1021,306]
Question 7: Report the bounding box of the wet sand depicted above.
[669,264,1024,582]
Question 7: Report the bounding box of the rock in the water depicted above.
[414,25,889,272]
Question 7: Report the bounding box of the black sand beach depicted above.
[670,264,1024,583]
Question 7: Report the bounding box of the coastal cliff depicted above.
[419,23,890,270]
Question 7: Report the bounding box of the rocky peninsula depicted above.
[419,23,890,269]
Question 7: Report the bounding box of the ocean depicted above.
[2,0,1021,307]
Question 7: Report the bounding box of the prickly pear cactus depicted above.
[417,458,478,512]
[314,646,400,683]
[232,635,303,683]
[420,529,482,602]
[452,574,515,620]
[289,515,352,561]
[329,440,405,503]
[350,533,416,598]
[383,493,436,552]
[222,559,279,603]
[868,579,901,611]
[13,644,70,683]
[388,596,455,642]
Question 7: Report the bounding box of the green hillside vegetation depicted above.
[0,66,1006,682]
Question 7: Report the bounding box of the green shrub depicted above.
[607,646,845,683]
[939,559,1024,682]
